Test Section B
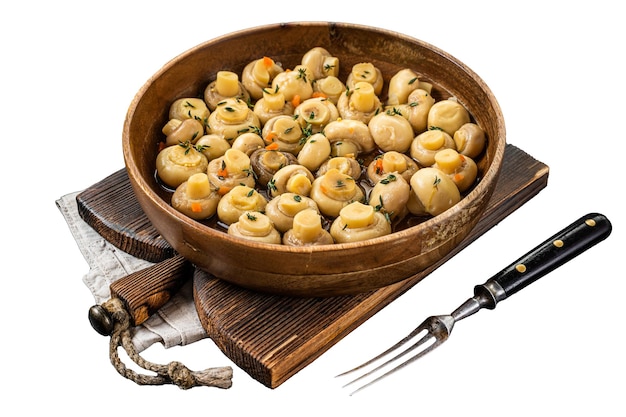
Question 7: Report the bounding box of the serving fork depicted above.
[337,212,612,395]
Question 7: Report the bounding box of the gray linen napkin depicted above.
[56,192,208,352]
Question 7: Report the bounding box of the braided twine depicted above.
[102,298,233,390]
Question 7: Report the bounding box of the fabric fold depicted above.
[56,192,208,352]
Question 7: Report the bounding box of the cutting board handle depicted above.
[86,254,233,389]
[88,254,192,335]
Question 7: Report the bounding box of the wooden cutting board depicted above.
[77,143,549,388]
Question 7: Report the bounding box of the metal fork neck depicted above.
[451,280,507,322]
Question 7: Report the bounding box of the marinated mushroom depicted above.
[427,99,471,136]
[386,68,420,106]
[323,118,376,157]
[345,62,384,96]
[262,114,305,155]
[253,86,295,125]
[336,81,383,124]
[227,211,281,244]
[410,128,456,167]
[162,118,205,147]
[230,131,265,156]
[168,98,211,127]
[265,192,319,233]
[312,76,346,105]
[271,65,314,102]
[301,47,340,80]
[368,110,415,153]
[282,208,334,246]
[207,97,261,143]
[366,151,419,184]
[171,172,220,220]
[403,88,436,134]
[368,173,411,222]
[293,96,339,134]
[249,148,298,187]
[156,141,209,188]
[217,185,268,226]
[207,148,256,192]
[329,201,391,243]
[204,71,250,111]
[408,167,461,216]
[267,164,315,198]
[194,134,231,161]
[432,148,478,193]
[453,122,486,159]
[241,56,284,100]
[310,168,365,218]
[316,156,362,180]
[297,132,332,172]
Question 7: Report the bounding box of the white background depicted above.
[2,1,623,415]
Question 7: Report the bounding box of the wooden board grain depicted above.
[76,170,175,263]
[76,143,549,388]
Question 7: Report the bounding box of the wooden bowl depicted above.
[123,22,506,297]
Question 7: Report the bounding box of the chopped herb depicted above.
[296,67,308,83]
[178,140,192,154]
[267,179,277,192]
[429,126,443,131]
[301,123,313,138]
[246,212,257,221]
[380,174,397,184]
[293,195,302,202]
[408,77,418,85]
[247,189,254,197]
[243,168,257,179]
[433,176,441,188]
[184,100,196,108]
[374,195,384,212]
[386,107,403,116]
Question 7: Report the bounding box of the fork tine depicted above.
[336,324,429,378]
[346,337,446,396]
[341,330,434,387]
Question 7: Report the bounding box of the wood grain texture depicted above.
[109,255,192,326]
[76,169,175,263]
[194,144,549,388]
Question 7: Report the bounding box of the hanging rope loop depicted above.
[100,297,233,390]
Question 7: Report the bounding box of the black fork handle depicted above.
[475,213,612,309]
